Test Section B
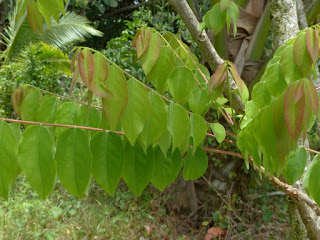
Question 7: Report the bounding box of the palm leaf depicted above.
[1,10,102,64]
[40,12,103,48]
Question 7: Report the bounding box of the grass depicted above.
[0,176,188,240]
[0,171,291,240]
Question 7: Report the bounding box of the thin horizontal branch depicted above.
[0,118,124,135]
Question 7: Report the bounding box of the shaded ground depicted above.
[0,175,290,240]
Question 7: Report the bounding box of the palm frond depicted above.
[1,10,102,64]
[40,12,103,48]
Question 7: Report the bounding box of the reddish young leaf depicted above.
[284,81,305,143]
[90,53,112,98]
[228,62,249,103]
[208,63,227,92]
[11,85,32,118]
[70,67,79,94]
[293,32,313,77]
[70,48,80,73]
[304,79,319,118]
[273,95,295,163]
[135,28,152,58]
[294,79,305,103]
[78,48,94,89]
[139,29,161,75]
[306,28,320,63]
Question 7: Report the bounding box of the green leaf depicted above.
[139,92,167,150]
[308,158,320,206]
[146,46,174,94]
[188,89,211,116]
[90,132,124,196]
[306,28,319,63]
[55,128,92,198]
[252,82,271,109]
[36,95,59,123]
[220,0,232,11]
[121,79,151,145]
[245,100,259,118]
[151,146,182,191]
[203,3,227,36]
[190,114,208,148]
[198,22,207,31]
[18,125,55,200]
[167,67,195,104]
[303,155,320,194]
[279,45,303,84]
[157,130,171,157]
[283,147,307,184]
[75,106,101,136]
[168,103,190,155]
[210,123,226,143]
[183,147,208,180]
[54,102,79,136]
[263,62,287,97]
[104,0,118,7]
[195,64,210,86]
[226,2,239,37]
[293,32,313,78]
[122,143,154,196]
[21,88,41,122]
[102,65,128,130]
[9,123,22,142]
[0,121,19,199]
[37,0,60,26]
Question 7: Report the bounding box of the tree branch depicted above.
[168,0,245,113]
[95,0,160,20]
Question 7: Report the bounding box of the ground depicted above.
[0,174,290,240]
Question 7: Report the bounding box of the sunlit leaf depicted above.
[210,123,226,143]
[168,103,190,155]
[283,147,307,185]
[151,146,182,191]
[279,45,303,84]
[21,88,41,122]
[90,132,124,196]
[190,114,208,148]
[54,102,78,136]
[252,82,271,109]
[293,32,313,77]
[146,46,174,94]
[121,79,151,145]
[188,88,211,116]
[139,92,167,150]
[167,67,195,104]
[122,143,154,196]
[102,65,128,130]
[203,3,227,36]
[0,121,19,199]
[183,147,208,180]
[18,125,55,200]
[55,128,92,198]
[303,155,320,194]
